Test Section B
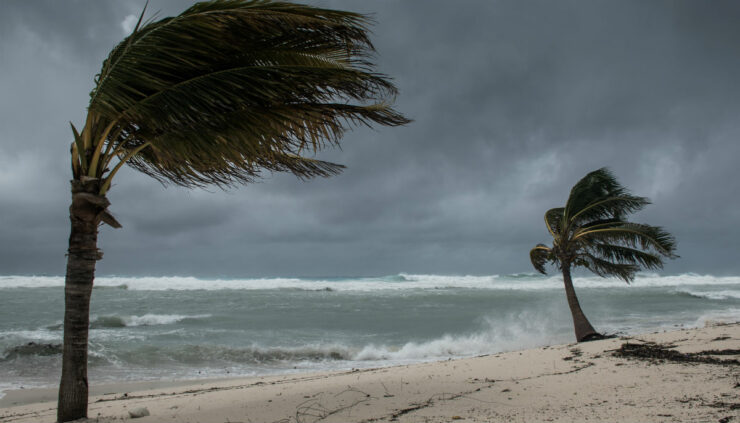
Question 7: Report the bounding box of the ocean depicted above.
[1,273,739,397]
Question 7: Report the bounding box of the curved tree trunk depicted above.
[58,180,105,422]
[561,263,599,342]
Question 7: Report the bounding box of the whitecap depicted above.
[674,288,740,300]
[1,273,738,292]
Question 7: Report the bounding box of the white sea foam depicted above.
[693,308,740,327]
[0,329,62,343]
[353,333,509,362]
[675,288,740,300]
[354,309,566,362]
[126,313,211,326]
[1,273,739,291]
[0,275,62,289]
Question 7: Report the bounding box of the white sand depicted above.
[2,323,739,423]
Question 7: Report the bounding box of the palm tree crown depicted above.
[531,168,676,281]
[530,168,677,341]
[72,0,410,195]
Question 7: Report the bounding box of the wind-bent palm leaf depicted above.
[544,207,564,236]
[530,244,552,274]
[564,168,627,220]
[575,223,677,257]
[568,195,649,227]
[578,254,639,281]
[586,244,664,269]
[76,0,410,192]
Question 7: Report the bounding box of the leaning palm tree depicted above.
[529,168,677,342]
[58,1,409,421]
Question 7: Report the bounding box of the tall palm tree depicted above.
[529,168,677,342]
[58,1,409,421]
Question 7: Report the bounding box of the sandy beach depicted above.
[1,323,738,423]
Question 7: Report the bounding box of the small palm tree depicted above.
[529,168,677,342]
[58,1,409,421]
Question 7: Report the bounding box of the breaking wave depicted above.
[674,288,740,301]
[1,342,62,360]
[111,344,354,366]
[1,273,739,292]
[693,308,740,327]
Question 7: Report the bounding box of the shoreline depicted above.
[2,322,739,422]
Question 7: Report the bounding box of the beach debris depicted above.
[296,388,373,423]
[128,407,150,418]
[614,342,740,366]
[381,382,394,397]
[707,401,740,411]
[563,348,583,361]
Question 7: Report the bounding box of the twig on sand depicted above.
[295,387,375,423]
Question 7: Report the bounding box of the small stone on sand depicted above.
[128,407,150,418]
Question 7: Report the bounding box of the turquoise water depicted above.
[1,273,738,395]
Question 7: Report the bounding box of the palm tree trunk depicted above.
[561,263,599,342]
[58,180,104,422]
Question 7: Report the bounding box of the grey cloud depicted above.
[1,0,739,277]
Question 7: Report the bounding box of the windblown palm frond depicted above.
[568,194,650,227]
[544,207,564,237]
[564,168,648,223]
[530,244,553,274]
[72,0,410,193]
[577,254,640,281]
[575,222,677,257]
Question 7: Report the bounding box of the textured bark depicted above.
[561,264,599,342]
[58,180,106,422]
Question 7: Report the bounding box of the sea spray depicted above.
[2,273,740,291]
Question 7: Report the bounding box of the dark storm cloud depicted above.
[1,1,739,277]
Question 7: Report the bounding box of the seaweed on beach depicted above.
[614,342,740,366]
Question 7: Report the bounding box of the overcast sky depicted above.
[1,0,739,278]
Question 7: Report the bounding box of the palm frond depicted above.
[578,218,623,230]
[82,0,409,190]
[586,243,665,270]
[544,207,564,237]
[104,102,400,188]
[530,244,553,274]
[569,195,649,227]
[564,168,626,221]
[575,222,677,257]
[577,253,639,282]
[125,149,344,187]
